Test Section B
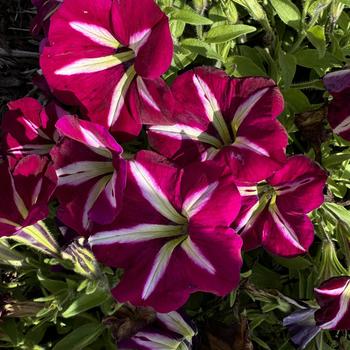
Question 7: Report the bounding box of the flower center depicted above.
[257,182,277,203]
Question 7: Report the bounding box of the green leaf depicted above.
[206,24,256,43]
[24,323,49,348]
[62,288,110,318]
[52,323,104,350]
[37,271,67,294]
[181,38,223,60]
[232,0,271,32]
[283,88,311,113]
[169,20,185,38]
[226,56,267,77]
[323,203,350,227]
[295,49,340,69]
[269,0,301,30]
[171,8,213,25]
[306,25,326,57]
[278,53,296,88]
[250,263,283,289]
[0,319,20,346]
[273,256,312,270]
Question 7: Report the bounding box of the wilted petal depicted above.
[118,310,195,350]
[14,221,59,256]
[283,308,320,350]
[323,69,350,93]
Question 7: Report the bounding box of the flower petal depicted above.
[268,155,327,214]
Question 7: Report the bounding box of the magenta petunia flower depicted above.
[235,155,327,257]
[324,69,350,141]
[315,276,350,330]
[89,151,242,312]
[50,115,126,236]
[2,97,66,161]
[0,155,57,236]
[147,67,287,183]
[118,311,196,350]
[40,0,173,139]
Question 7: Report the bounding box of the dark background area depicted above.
[0,0,38,117]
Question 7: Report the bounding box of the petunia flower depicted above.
[314,276,350,330]
[40,0,173,139]
[235,155,327,257]
[118,310,196,350]
[147,66,287,183]
[89,151,242,312]
[283,308,321,349]
[50,115,127,235]
[0,155,58,255]
[323,69,350,141]
[2,97,65,161]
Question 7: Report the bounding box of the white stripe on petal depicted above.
[31,178,43,206]
[192,74,231,145]
[55,52,133,76]
[0,218,20,228]
[82,175,111,230]
[315,284,348,296]
[142,236,185,300]
[269,205,306,252]
[130,161,186,224]
[107,65,136,127]
[129,29,152,54]
[137,77,160,112]
[70,124,113,158]
[69,21,120,49]
[237,185,258,197]
[274,177,315,196]
[334,115,350,134]
[181,237,215,274]
[239,196,269,234]
[22,119,51,140]
[10,176,28,219]
[231,87,269,132]
[182,182,218,218]
[149,124,222,148]
[7,144,54,156]
[201,147,220,161]
[89,224,184,246]
[320,281,350,329]
[133,332,180,350]
[235,199,260,232]
[56,161,114,186]
[234,136,270,157]
[157,311,195,340]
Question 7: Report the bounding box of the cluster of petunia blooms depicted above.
[2,0,350,348]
